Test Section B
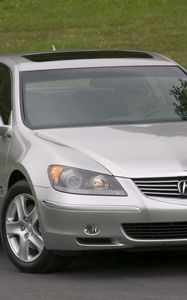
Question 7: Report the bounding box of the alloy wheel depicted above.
[5,193,44,263]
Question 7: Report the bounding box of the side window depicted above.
[0,64,11,124]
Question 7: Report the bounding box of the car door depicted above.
[0,64,12,206]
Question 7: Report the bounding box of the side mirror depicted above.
[0,115,11,137]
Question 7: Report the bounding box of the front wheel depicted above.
[1,180,71,273]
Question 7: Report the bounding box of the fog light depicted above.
[84,223,100,235]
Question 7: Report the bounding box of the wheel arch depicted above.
[7,168,37,200]
[8,170,28,190]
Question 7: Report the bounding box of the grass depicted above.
[0,0,186,66]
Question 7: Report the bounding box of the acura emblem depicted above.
[178,180,187,195]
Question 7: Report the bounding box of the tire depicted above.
[1,180,71,273]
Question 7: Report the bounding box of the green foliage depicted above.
[0,0,186,67]
[170,79,187,119]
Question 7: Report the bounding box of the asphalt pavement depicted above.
[1,242,187,300]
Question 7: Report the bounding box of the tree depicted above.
[170,79,187,119]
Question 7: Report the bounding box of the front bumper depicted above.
[34,177,187,251]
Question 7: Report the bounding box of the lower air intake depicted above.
[122,222,187,240]
[76,238,112,245]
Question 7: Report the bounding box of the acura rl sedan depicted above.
[0,50,187,273]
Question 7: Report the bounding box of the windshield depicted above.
[22,66,187,129]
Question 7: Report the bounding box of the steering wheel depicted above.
[143,106,168,119]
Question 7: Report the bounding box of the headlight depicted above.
[48,165,127,196]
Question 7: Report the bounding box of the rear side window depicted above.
[0,64,11,124]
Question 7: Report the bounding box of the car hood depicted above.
[36,122,187,178]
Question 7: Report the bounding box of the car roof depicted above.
[0,50,177,71]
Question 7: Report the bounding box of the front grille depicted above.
[122,222,187,240]
[133,177,187,198]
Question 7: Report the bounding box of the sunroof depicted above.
[23,50,153,62]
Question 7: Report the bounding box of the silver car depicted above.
[0,50,187,273]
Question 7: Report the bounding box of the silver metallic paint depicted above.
[0,52,187,252]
